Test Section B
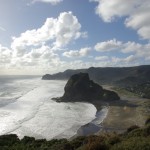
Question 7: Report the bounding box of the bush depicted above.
[0,134,19,146]
[145,117,150,125]
[69,136,86,149]
[111,137,150,150]
[127,125,140,133]
[106,133,121,145]
[85,141,108,150]
[21,136,35,144]
[83,135,109,150]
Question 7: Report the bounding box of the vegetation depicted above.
[125,82,150,99]
[0,119,150,150]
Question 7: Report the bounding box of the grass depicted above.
[112,87,139,98]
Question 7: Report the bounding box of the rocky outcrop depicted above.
[53,73,120,102]
[42,74,53,80]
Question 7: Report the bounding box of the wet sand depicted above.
[98,85,150,133]
[74,85,150,137]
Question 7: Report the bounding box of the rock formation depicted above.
[54,73,120,102]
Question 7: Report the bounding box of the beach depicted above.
[75,85,150,137]
[98,85,150,133]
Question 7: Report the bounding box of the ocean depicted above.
[0,76,108,140]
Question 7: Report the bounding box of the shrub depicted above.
[127,125,140,133]
[145,117,150,125]
[21,136,35,144]
[111,137,150,150]
[83,135,109,150]
[106,134,121,145]
[69,136,86,149]
[0,134,19,146]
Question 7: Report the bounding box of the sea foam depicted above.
[0,77,97,139]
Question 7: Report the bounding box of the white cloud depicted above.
[11,11,86,56]
[90,0,150,40]
[122,41,142,53]
[125,1,150,40]
[53,12,85,47]
[95,56,109,61]
[121,42,150,60]
[111,55,139,66]
[1,37,150,75]
[95,39,122,52]
[28,45,58,60]
[95,39,149,54]
[94,39,150,62]
[124,55,137,63]
[90,0,140,22]
[13,45,58,65]
[0,12,89,74]
[0,45,12,65]
[31,0,63,5]
[63,47,91,58]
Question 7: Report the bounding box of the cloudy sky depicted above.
[0,0,150,75]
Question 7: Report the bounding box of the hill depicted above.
[42,65,150,99]
[42,65,150,85]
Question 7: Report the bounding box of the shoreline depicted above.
[97,85,150,134]
[72,85,150,138]
[71,101,109,139]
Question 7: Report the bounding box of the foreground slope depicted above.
[0,118,150,150]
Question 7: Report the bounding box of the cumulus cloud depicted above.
[94,39,150,63]
[95,39,148,53]
[11,45,58,67]
[90,0,150,40]
[63,47,91,58]
[0,12,89,74]
[90,0,140,22]
[0,45,12,65]
[95,56,109,61]
[11,11,86,56]
[1,37,150,75]
[111,55,139,66]
[31,0,63,5]
[114,55,135,63]
[121,41,142,53]
[95,39,122,52]
[29,45,58,59]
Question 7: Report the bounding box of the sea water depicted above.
[0,76,108,140]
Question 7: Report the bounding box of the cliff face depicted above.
[55,73,120,102]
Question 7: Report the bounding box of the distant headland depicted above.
[42,65,150,99]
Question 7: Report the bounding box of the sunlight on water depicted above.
[0,76,98,139]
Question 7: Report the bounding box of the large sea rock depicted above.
[54,73,120,102]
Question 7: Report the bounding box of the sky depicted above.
[0,0,150,75]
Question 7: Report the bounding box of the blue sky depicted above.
[0,0,150,75]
